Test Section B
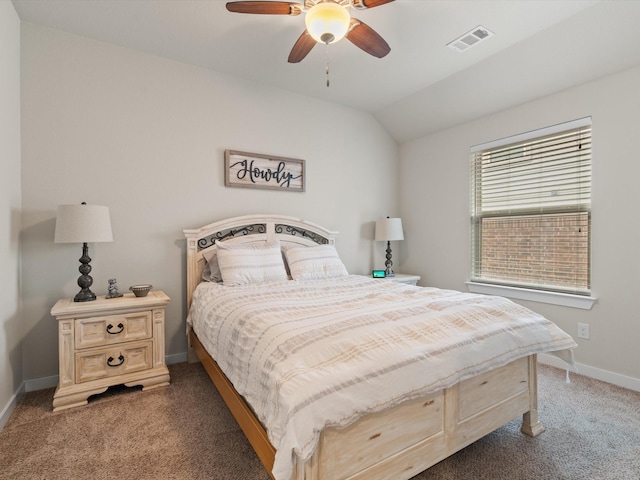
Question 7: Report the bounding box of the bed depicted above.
[184,214,576,480]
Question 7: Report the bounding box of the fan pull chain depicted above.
[325,43,330,87]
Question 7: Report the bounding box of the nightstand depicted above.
[50,290,171,412]
[390,273,421,285]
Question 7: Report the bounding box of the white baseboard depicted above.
[538,353,640,392]
[166,352,188,365]
[0,382,25,430]
[25,374,58,392]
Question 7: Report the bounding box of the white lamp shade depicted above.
[305,2,351,44]
[54,204,113,243]
[375,217,404,242]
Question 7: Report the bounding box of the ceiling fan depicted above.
[226,0,394,63]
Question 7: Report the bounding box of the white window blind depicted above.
[470,118,592,295]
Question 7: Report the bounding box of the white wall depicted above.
[0,1,23,426]
[399,65,640,386]
[20,23,399,381]
[18,14,638,396]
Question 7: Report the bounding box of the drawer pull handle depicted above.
[107,323,124,335]
[107,354,125,367]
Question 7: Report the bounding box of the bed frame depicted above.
[184,214,544,480]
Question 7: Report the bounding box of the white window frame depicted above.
[468,118,596,310]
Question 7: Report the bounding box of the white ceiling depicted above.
[12,0,640,142]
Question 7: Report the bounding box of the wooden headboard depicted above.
[183,214,339,309]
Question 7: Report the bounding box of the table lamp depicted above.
[55,202,113,302]
[375,217,404,277]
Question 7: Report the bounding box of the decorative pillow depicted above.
[201,247,222,283]
[216,240,288,286]
[285,244,349,280]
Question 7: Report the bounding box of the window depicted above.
[470,118,592,296]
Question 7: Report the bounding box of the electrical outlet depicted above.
[577,322,590,340]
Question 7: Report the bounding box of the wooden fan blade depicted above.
[346,18,390,58]
[226,1,302,15]
[354,0,395,8]
[288,30,316,63]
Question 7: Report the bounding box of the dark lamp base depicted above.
[74,289,96,302]
[384,241,395,278]
[74,242,97,302]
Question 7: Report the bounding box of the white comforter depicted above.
[188,275,576,480]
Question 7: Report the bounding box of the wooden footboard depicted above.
[189,329,543,480]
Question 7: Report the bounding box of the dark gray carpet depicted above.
[1,362,638,479]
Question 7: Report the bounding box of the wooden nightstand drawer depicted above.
[75,340,153,383]
[75,312,152,349]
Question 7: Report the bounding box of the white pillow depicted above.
[285,244,349,280]
[216,240,288,286]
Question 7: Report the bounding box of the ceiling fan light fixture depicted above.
[305,2,351,44]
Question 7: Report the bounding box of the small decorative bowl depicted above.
[129,284,152,297]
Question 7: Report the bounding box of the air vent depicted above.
[447,25,494,53]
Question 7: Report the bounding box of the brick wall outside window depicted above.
[479,212,589,291]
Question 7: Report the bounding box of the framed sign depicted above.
[224,150,305,192]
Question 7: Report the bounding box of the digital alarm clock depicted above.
[372,270,386,278]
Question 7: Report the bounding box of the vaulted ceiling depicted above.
[12,0,640,142]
